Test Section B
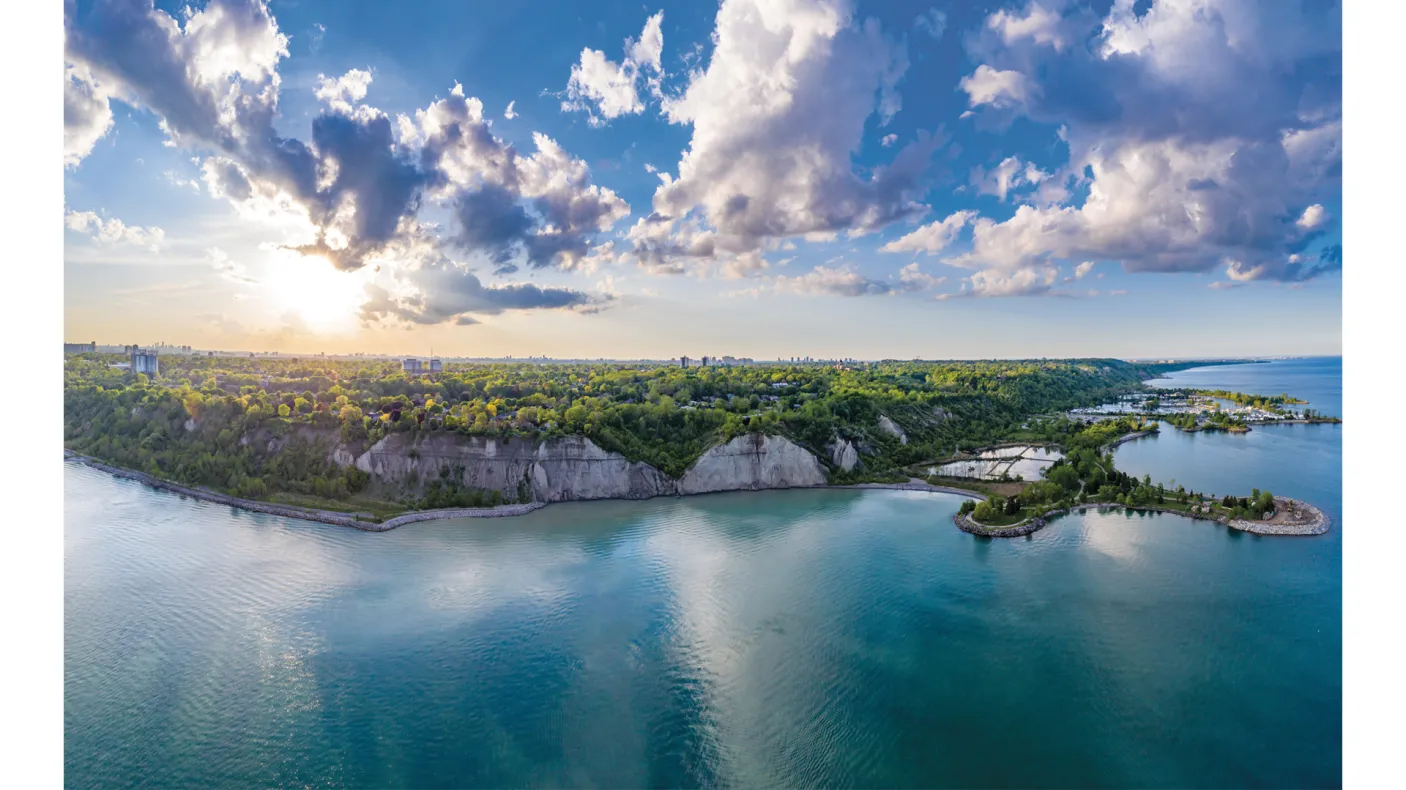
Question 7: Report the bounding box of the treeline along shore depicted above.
[66,451,546,531]
[69,438,1327,538]
[64,353,1332,537]
[67,448,982,531]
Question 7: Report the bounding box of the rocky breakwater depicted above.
[1227,497,1330,536]
[952,498,1332,540]
[952,511,1046,538]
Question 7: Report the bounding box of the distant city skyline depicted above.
[64,0,1341,360]
[62,336,1338,366]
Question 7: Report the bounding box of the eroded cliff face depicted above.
[345,431,828,502]
[877,414,908,444]
[678,433,829,495]
[830,438,860,472]
[352,434,673,502]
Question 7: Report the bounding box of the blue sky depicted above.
[63,0,1342,358]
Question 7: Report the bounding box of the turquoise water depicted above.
[65,359,1342,788]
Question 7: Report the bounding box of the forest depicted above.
[63,353,1207,509]
[955,442,1275,527]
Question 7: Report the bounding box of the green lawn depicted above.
[969,507,1038,528]
[1080,497,1227,517]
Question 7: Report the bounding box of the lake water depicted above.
[65,359,1342,788]
[1148,356,1343,417]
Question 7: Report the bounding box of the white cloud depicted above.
[628,11,666,73]
[503,100,517,120]
[63,63,113,168]
[880,133,898,147]
[721,251,770,279]
[987,1,1071,50]
[971,155,1049,202]
[163,170,202,192]
[207,247,258,283]
[948,0,1342,286]
[358,234,612,326]
[313,68,372,114]
[563,49,644,123]
[64,209,165,250]
[774,265,897,297]
[1073,260,1094,279]
[880,210,975,255]
[562,11,665,125]
[571,241,625,276]
[635,0,937,274]
[67,0,293,154]
[959,65,1035,109]
[771,260,944,297]
[915,8,947,40]
[949,266,1058,298]
[66,1,627,278]
[405,87,631,273]
[898,262,946,289]
[1297,203,1328,230]
[624,214,717,275]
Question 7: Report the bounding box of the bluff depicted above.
[347,431,828,503]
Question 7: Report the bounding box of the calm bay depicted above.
[65,358,1343,788]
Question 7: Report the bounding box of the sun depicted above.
[264,251,365,333]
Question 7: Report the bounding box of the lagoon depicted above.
[64,359,1342,788]
[932,445,1064,481]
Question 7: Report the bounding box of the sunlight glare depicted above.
[265,250,365,333]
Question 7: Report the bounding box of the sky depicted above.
[62,0,1342,360]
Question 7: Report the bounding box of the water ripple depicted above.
[66,458,1341,788]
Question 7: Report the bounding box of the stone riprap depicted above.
[952,498,1330,539]
[953,511,1045,537]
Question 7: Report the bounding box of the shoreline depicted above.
[65,452,546,531]
[1104,430,1158,449]
[65,451,983,531]
[66,452,1326,538]
[954,499,1329,539]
